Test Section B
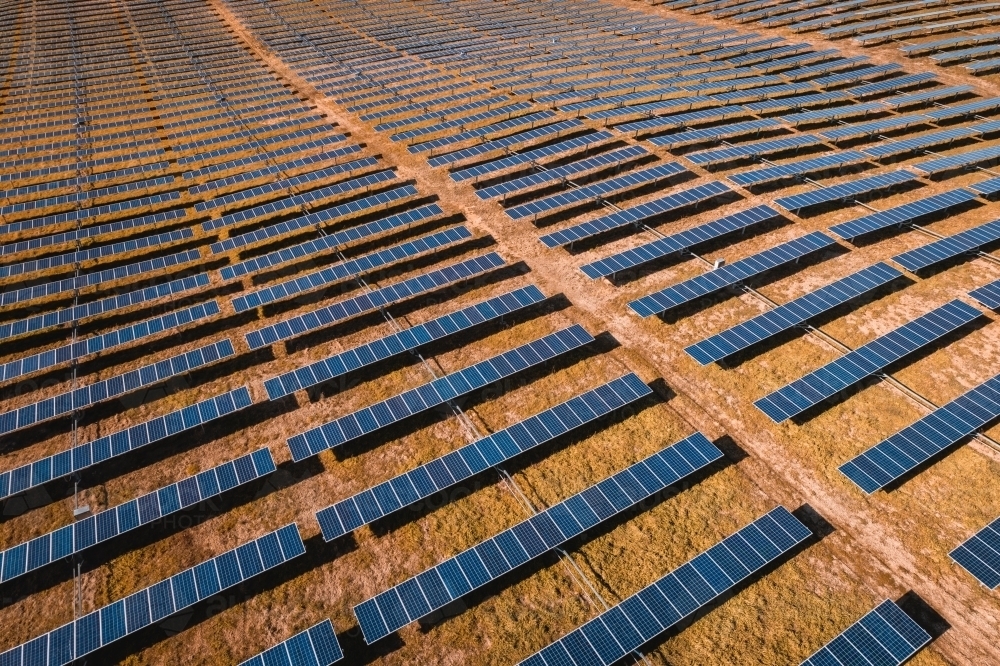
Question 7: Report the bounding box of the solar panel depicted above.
[265,285,546,400]
[0,339,234,437]
[245,253,505,351]
[970,177,1000,199]
[353,432,724,644]
[1,301,219,385]
[427,119,584,168]
[774,170,917,213]
[239,620,343,666]
[516,506,811,666]
[893,220,1000,272]
[646,118,781,149]
[579,205,780,279]
[757,299,981,422]
[449,131,613,183]
[841,369,1000,493]
[800,600,931,666]
[0,448,274,584]
[507,162,688,222]
[628,232,836,318]
[475,145,648,200]
[686,262,903,365]
[912,145,1000,176]
[846,72,937,98]
[286,324,594,462]
[0,272,209,342]
[729,151,868,188]
[209,185,420,255]
[686,135,822,168]
[390,102,534,143]
[408,111,555,154]
[819,114,931,142]
[0,524,305,666]
[539,180,731,249]
[231,226,472,313]
[862,128,978,160]
[616,106,751,137]
[829,189,977,241]
[0,191,182,236]
[316,373,652,541]
[780,102,887,127]
[951,515,1000,588]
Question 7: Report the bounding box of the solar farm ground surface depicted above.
[3,0,1000,664]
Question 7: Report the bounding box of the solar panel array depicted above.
[756,300,982,422]
[829,190,978,241]
[892,220,1000,272]
[799,600,932,666]
[238,620,344,666]
[354,432,724,644]
[951,515,1000,588]
[774,171,918,213]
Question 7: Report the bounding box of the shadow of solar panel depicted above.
[232,226,472,312]
[0,448,274,584]
[265,285,545,400]
[449,131,613,183]
[729,151,867,187]
[580,205,779,280]
[239,619,343,666]
[757,299,982,423]
[893,219,1000,272]
[774,170,916,213]
[0,524,305,666]
[316,373,652,541]
[354,432,724,644]
[951,515,1000,588]
[628,232,836,318]
[800,600,931,666]
[0,387,254,502]
[829,189,977,240]
[286,324,594,462]
[686,262,902,365]
[245,252,505,350]
[517,506,811,666]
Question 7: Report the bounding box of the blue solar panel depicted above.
[800,600,931,666]
[757,299,982,423]
[286,325,594,462]
[238,619,343,666]
[0,524,304,665]
[449,131,613,183]
[0,449,274,584]
[970,279,1000,309]
[862,128,978,160]
[819,114,931,143]
[893,220,1000,272]
[265,286,545,400]
[539,181,730,249]
[925,97,1000,121]
[316,373,652,541]
[427,119,583,168]
[780,102,887,127]
[774,171,917,213]
[616,106,751,136]
[0,387,254,501]
[628,232,836,318]
[0,273,210,342]
[728,151,867,188]
[1,301,219,384]
[579,205,780,279]
[516,506,811,666]
[686,135,822,167]
[210,185,421,254]
[952,515,1000,588]
[970,177,1000,198]
[646,118,782,149]
[0,191,182,236]
[913,145,1000,176]
[232,226,472,312]
[686,262,903,365]
[0,339,234,437]
[245,253,505,350]
[354,432,724,644]
[829,189,978,241]
[409,111,555,154]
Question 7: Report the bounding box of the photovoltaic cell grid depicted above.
[913,145,1000,176]
[646,118,781,149]
[774,171,917,213]
[517,507,812,666]
[971,279,1000,309]
[579,205,780,279]
[0,387,254,501]
[756,300,982,423]
[231,226,472,313]
[0,449,275,584]
[951,515,1000,588]
[0,339,234,437]
[799,600,931,666]
[628,232,836,318]
[893,219,1000,272]
[686,134,822,167]
[238,619,343,666]
[427,119,584,168]
[829,190,978,241]
[449,131,614,183]
[970,177,1000,198]
[287,325,594,462]
[265,286,546,401]
[506,162,688,221]
[354,432,724,644]
[841,371,1000,493]
[246,253,505,350]
[539,181,731,249]
[686,263,903,365]
[316,373,652,541]
[0,524,305,666]
[728,151,868,188]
